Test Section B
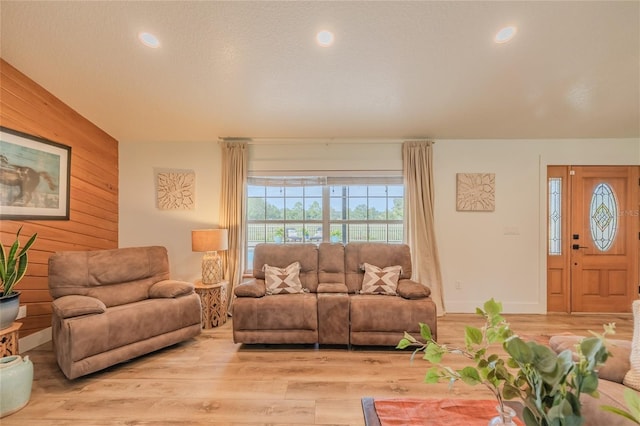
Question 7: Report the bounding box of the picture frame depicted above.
[0,126,71,220]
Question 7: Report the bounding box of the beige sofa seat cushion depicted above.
[549,334,631,384]
[149,280,194,298]
[350,294,434,333]
[232,293,318,332]
[52,295,107,319]
[64,294,201,362]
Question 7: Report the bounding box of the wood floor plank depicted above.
[3,313,633,425]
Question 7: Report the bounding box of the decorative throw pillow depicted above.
[263,262,304,295]
[360,263,402,295]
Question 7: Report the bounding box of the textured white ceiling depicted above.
[1,1,638,143]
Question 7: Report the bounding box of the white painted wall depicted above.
[248,139,403,173]
[119,141,222,282]
[435,139,640,313]
[118,138,640,312]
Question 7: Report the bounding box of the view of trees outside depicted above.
[246,183,404,269]
[248,185,403,222]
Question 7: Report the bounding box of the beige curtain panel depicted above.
[402,140,445,315]
[219,140,248,312]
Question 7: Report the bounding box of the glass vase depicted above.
[488,404,517,426]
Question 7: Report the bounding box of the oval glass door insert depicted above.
[590,183,618,251]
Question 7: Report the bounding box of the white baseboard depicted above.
[19,327,52,353]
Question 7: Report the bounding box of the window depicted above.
[589,183,618,252]
[246,175,404,271]
[548,177,562,255]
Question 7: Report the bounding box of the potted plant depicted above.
[330,229,341,243]
[397,298,612,426]
[273,228,284,243]
[0,226,37,330]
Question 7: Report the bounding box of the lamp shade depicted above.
[191,229,228,252]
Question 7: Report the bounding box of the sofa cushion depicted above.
[232,293,318,332]
[624,300,640,391]
[351,294,433,333]
[264,262,304,295]
[581,379,638,426]
[149,280,194,298]
[396,280,431,299]
[360,263,401,295]
[253,243,319,292]
[65,294,201,362]
[48,246,171,307]
[52,295,107,319]
[344,243,412,293]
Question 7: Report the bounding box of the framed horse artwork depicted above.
[0,127,71,220]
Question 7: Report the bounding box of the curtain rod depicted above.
[218,137,434,145]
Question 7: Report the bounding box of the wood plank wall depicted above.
[0,59,119,337]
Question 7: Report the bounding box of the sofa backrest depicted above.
[344,242,412,293]
[48,246,170,307]
[318,243,345,285]
[252,243,319,292]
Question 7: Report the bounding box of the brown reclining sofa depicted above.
[233,242,437,346]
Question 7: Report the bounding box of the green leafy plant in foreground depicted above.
[397,298,615,426]
[0,226,38,297]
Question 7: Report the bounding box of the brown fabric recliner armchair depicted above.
[48,246,202,379]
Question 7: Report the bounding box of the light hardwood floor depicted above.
[4,313,633,426]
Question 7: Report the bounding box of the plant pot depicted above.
[0,355,33,418]
[0,292,20,330]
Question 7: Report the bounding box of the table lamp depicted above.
[191,228,228,284]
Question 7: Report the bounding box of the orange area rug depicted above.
[362,397,524,426]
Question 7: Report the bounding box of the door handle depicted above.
[572,244,589,250]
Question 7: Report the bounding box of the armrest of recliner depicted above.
[549,334,631,384]
[52,295,107,319]
[234,278,266,298]
[397,279,431,299]
[149,280,194,298]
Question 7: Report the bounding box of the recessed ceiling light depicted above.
[316,30,334,47]
[494,26,517,44]
[138,32,160,48]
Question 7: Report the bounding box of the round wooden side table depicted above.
[194,280,228,329]
[0,322,22,357]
